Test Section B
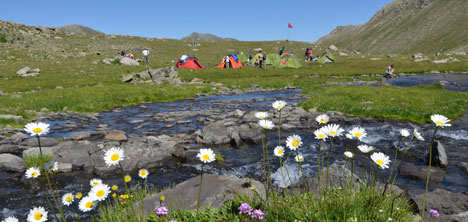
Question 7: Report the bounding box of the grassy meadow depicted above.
[1,30,468,126]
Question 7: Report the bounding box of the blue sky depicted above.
[0,0,392,42]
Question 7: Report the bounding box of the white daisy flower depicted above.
[272,100,287,111]
[138,169,149,179]
[431,114,451,128]
[357,144,374,153]
[295,154,304,163]
[254,112,269,120]
[62,193,74,206]
[274,146,285,157]
[25,167,41,179]
[315,114,329,124]
[314,129,328,141]
[370,152,391,169]
[349,127,367,141]
[345,133,353,139]
[258,119,274,130]
[197,148,215,163]
[90,178,102,187]
[24,122,50,137]
[344,151,353,158]
[79,196,95,212]
[103,147,125,166]
[322,124,344,137]
[3,217,18,222]
[89,184,110,202]
[286,135,302,150]
[45,161,59,172]
[27,206,47,222]
[400,129,410,137]
[413,129,424,141]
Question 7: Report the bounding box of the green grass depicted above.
[300,84,468,123]
[23,153,54,168]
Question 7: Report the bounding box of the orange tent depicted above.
[217,54,243,68]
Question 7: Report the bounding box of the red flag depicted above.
[288,22,293,28]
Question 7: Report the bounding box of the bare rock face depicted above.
[410,189,468,221]
[0,153,26,173]
[399,163,446,182]
[104,130,127,141]
[134,174,265,218]
[119,56,139,66]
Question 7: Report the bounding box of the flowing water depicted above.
[1,74,467,220]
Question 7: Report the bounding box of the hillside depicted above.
[57,24,103,35]
[317,0,468,54]
[181,32,238,42]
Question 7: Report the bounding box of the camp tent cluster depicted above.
[173,50,335,70]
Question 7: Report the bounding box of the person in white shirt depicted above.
[142,48,150,64]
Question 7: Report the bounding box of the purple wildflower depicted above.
[238,203,253,215]
[429,209,439,218]
[156,206,168,216]
[169,220,177,222]
[251,209,265,220]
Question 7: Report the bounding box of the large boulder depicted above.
[197,121,230,146]
[21,137,60,147]
[104,130,127,141]
[410,189,468,221]
[399,163,446,182]
[16,67,31,75]
[149,66,180,85]
[427,141,448,169]
[302,163,360,194]
[120,57,139,66]
[135,174,265,218]
[328,45,338,51]
[0,153,26,172]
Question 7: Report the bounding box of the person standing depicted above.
[142,48,150,64]
[279,47,284,56]
[257,51,264,68]
[248,49,253,63]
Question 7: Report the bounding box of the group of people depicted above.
[248,49,267,68]
[116,48,150,64]
[305,48,314,61]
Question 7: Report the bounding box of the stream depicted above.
[1,74,467,220]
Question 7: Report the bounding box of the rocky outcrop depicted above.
[16,67,40,77]
[410,189,468,221]
[135,174,265,218]
[399,163,446,182]
[119,57,139,66]
[121,66,181,85]
[0,114,24,123]
[0,153,26,172]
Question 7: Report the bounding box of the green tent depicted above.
[272,52,302,68]
[317,51,335,64]
[236,52,248,64]
[265,54,280,66]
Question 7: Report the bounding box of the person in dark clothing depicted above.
[279,47,284,56]
[248,50,253,63]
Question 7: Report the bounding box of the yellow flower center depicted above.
[277,105,282,109]
[202,154,210,160]
[93,182,99,186]
[318,134,324,138]
[320,119,326,123]
[331,131,336,135]
[50,165,55,169]
[376,160,384,166]
[436,121,443,126]
[278,149,283,154]
[112,185,118,190]
[32,171,38,176]
[111,154,120,161]
[124,175,131,182]
[33,128,42,133]
[298,157,302,162]
[66,196,73,202]
[140,171,147,176]
[160,196,165,201]
[355,132,361,137]
[112,193,117,197]
[85,201,93,209]
[76,193,82,199]
[97,190,105,197]
[34,212,42,220]
[292,140,299,147]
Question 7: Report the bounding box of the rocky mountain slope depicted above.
[181,32,238,42]
[57,24,103,35]
[317,0,468,54]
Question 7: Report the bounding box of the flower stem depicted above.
[264,130,273,189]
[326,138,333,191]
[197,163,205,210]
[261,131,268,193]
[278,111,282,146]
[421,127,439,221]
[387,137,402,183]
[279,157,289,196]
[37,135,66,221]
[318,141,323,198]
[296,150,309,193]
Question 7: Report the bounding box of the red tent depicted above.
[175,55,205,70]
[217,54,243,68]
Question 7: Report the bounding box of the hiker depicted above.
[248,50,253,63]
[308,48,313,61]
[385,64,394,78]
[256,51,264,68]
[127,53,134,59]
[223,56,231,68]
[120,51,126,56]
[262,51,267,69]
[142,48,150,64]
[279,47,284,56]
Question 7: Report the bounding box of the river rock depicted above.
[134,174,265,218]
[197,121,230,146]
[301,163,361,194]
[0,153,26,172]
[427,141,448,169]
[119,57,139,66]
[399,163,446,182]
[21,137,59,147]
[0,144,18,154]
[16,67,31,75]
[65,132,91,141]
[104,130,127,141]
[10,132,29,144]
[410,189,468,221]
[459,162,468,176]
[53,141,99,171]
[0,114,24,123]
[150,66,180,85]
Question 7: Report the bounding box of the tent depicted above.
[175,55,205,69]
[217,54,243,68]
[317,51,335,64]
[272,52,302,68]
[236,52,248,64]
[265,54,280,66]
